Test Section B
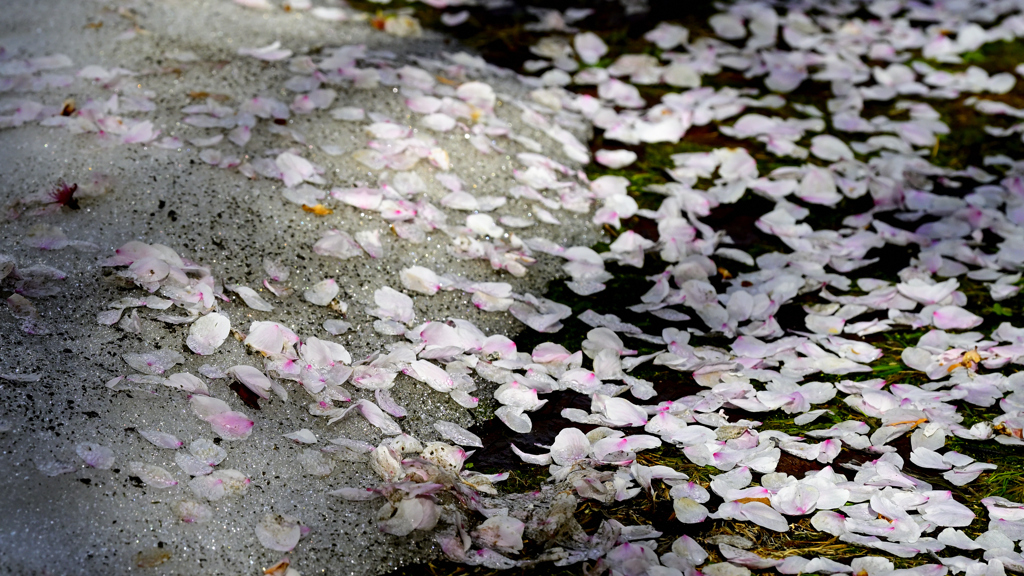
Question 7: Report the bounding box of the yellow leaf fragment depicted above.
[302,204,333,216]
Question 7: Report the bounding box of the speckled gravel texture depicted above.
[0,1,600,574]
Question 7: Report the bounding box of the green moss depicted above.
[960,40,1024,73]
[930,98,1024,170]
[490,464,550,494]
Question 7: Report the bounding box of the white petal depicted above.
[323,319,352,335]
[420,113,456,132]
[283,429,318,444]
[496,406,533,433]
[187,312,231,355]
[797,166,841,205]
[243,321,299,355]
[189,438,227,466]
[466,214,504,237]
[773,484,819,515]
[227,284,274,312]
[123,350,185,375]
[896,278,959,305]
[405,360,455,392]
[379,498,423,536]
[473,515,525,552]
[674,497,710,523]
[255,513,302,552]
[932,306,983,330]
[372,286,415,324]
[355,230,384,259]
[400,266,440,295]
[433,420,483,447]
[175,452,214,476]
[672,534,708,563]
[510,442,551,465]
[207,411,255,440]
[375,388,407,417]
[129,462,178,488]
[549,428,591,466]
[165,372,209,394]
[591,434,661,461]
[595,149,638,169]
[710,13,746,39]
[329,487,382,500]
[76,442,115,469]
[327,399,402,435]
[456,81,496,109]
[574,32,608,65]
[910,447,951,470]
[938,528,982,550]
[810,135,853,161]
[304,278,339,306]
[227,365,273,399]
[188,469,250,500]
[138,429,183,449]
[922,497,975,527]
[190,395,232,420]
[741,501,790,532]
[297,448,334,476]
[421,442,469,474]
[275,152,314,187]
[176,499,214,523]
[313,229,364,260]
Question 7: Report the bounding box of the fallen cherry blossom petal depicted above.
[433,421,483,448]
[255,513,303,552]
[129,462,178,488]
[76,442,115,469]
[138,429,184,449]
[595,149,638,169]
[186,312,230,355]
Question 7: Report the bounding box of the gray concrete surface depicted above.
[0,1,599,573]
